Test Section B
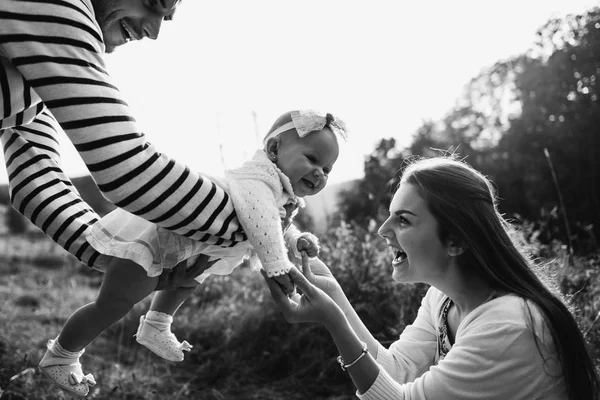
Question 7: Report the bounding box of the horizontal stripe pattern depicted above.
[0,0,244,267]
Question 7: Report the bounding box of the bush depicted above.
[319,220,428,343]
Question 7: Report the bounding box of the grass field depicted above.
[0,233,356,400]
[1,224,598,400]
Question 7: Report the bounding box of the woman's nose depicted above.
[377,219,390,238]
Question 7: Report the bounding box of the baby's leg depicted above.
[57,257,159,352]
[136,282,200,362]
[150,284,199,315]
[40,257,157,395]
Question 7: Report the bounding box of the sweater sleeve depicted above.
[0,108,108,268]
[0,0,242,246]
[224,164,294,277]
[359,296,566,400]
[373,287,438,384]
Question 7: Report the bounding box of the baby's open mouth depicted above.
[302,179,315,189]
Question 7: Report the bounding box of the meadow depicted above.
[0,217,598,400]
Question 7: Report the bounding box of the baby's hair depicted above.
[325,113,335,125]
[264,111,295,141]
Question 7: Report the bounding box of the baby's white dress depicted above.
[87,150,306,282]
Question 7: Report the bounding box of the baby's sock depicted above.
[40,338,84,367]
[51,339,84,360]
[145,310,173,331]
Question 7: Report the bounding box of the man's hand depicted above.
[155,254,216,291]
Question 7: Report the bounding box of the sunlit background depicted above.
[0,0,596,184]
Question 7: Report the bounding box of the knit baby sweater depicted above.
[225,149,307,277]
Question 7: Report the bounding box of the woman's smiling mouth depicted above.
[391,248,407,266]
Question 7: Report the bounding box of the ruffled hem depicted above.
[263,260,294,277]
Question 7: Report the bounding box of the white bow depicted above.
[263,109,348,145]
[69,372,97,387]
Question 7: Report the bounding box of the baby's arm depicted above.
[225,166,296,290]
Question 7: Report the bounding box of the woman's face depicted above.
[378,183,452,284]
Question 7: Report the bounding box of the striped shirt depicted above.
[0,0,244,268]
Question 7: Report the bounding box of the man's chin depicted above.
[105,44,117,54]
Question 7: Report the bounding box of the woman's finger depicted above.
[299,252,316,283]
[261,270,292,309]
[288,265,317,296]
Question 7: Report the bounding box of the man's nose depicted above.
[142,16,163,40]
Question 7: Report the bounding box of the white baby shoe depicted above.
[39,339,96,397]
[134,315,192,362]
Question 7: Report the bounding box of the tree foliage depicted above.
[338,7,600,252]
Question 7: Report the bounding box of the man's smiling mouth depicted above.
[120,20,136,42]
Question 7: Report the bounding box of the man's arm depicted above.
[1,109,109,267]
[0,0,243,246]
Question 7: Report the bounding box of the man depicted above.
[0,0,244,272]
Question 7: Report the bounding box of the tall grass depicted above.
[0,221,598,399]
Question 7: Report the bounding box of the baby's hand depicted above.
[272,272,295,296]
[297,235,320,258]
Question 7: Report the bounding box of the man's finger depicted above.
[185,254,213,278]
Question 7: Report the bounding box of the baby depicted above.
[38,109,346,396]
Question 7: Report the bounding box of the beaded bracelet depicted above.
[336,342,368,371]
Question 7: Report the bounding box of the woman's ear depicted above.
[446,236,466,257]
[265,137,280,161]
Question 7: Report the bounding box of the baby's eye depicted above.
[144,0,158,8]
[307,155,317,163]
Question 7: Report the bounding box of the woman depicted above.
[263,156,598,399]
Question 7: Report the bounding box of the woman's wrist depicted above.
[322,302,349,332]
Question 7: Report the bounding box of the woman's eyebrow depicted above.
[394,209,417,217]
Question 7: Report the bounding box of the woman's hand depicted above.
[262,253,345,327]
[299,255,350,312]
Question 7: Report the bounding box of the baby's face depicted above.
[276,128,339,197]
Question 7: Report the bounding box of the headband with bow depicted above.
[263,110,348,146]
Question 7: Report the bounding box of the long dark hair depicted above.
[400,156,598,400]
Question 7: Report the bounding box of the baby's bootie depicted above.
[38,339,96,397]
[134,311,192,362]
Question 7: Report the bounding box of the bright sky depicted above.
[1,0,596,185]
